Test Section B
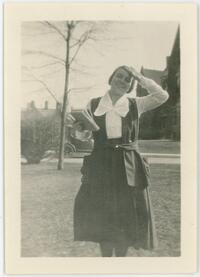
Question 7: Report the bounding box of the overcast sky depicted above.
[21,21,179,109]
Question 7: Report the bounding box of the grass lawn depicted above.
[21,161,180,257]
[138,140,180,154]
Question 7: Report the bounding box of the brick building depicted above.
[137,27,180,140]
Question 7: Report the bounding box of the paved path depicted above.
[147,157,180,164]
[44,155,180,165]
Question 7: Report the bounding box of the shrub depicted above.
[21,116,60,164]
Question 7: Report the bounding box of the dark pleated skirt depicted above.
[73,144,158,250]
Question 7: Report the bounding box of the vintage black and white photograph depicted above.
[4,3,197,274]
[21,20,180,258]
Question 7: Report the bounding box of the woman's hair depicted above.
[108,66,135,93]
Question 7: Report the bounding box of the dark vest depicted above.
[90,97,139,146]
[89,97,150,189]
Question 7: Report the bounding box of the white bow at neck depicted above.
[94,92,129,117]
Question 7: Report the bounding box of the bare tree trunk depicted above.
[57,23,71,170]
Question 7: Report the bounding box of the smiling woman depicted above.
[108,66,135,95]
[73,65,169,257]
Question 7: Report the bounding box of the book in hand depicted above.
[70,109,100,131]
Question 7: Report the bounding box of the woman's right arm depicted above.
[136,76,169,116]
[124,66,169,116]
[72,100,92,130]
[85,100,93,117]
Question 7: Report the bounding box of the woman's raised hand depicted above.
[124,66,142,82]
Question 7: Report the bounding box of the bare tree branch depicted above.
[22,66,59,102]
[22,50,65,64]
[69,44,82,65]
[70,39,81,49]
[86,42,105,57]
[27,87,46,93]
[69,29,93,65]
[21,79,37,82]
[67,21,76,29]
[70,67,94,77]
[70,24,95,48]
[39,67,64,78]
[72,59,101,70]
[28,61,64,69]
[33,79,59,102]
[22,31,56,37]
[68,85,97,93]
[41,21,67,41]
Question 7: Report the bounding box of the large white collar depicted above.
[94,92,130,117]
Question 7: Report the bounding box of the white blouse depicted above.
[87,76,169,139]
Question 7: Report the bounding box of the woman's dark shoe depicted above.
[114,244,128,257]
[100,242,114,257]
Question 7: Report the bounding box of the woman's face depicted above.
[110,68,133,94]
